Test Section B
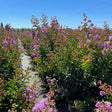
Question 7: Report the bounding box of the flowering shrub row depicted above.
[0,27,29,111]
[0,26,56,111]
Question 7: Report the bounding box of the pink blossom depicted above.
[10,39,16,45]
[32,103,45,111]
[35,91,38,98]
[109,36,112,40]
[89,34,92,37]
[40,98,48,104]
[104,41,110,48]
[100,91,105,96]
[51,19,58,25]
[29,95,33,100]
[95,102,100,107]
[32,106,37,112]
[96,35,100,40]
[25,88,31,94]
[3,40,8,45]
[97,80,102,85]
[78,26,81,29]
[87,39,91,44]
[91,23,94,26]
[102,49,105,55]
[85,35,87,38]
[88,20,91,22]
[53,78,56,81]
[48,108,56,112]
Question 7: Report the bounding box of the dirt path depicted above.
[18,38,47,103]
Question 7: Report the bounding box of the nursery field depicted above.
[0,14,112,112]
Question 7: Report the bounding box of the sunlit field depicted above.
[0,12,112,112]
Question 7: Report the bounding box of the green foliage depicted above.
[0,28,28,111]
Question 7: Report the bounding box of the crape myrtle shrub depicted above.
[0,27,27,111]
[19,13,112,111]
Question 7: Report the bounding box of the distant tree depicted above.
[0,22,4,28]
[5,24,11,30]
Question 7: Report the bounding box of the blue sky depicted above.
[0,0,112,29]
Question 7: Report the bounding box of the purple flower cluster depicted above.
[31,31,40,57]
[32,44,39,57]
[103,41,110,48]
[31,29,39,38]
[89,34,92,37]
[87,39,91,44]
[25,88,31,93]
[3,37,16,45]
[46,76,58,88]
[50,18,58,25]
[34,31,39,38]
[85,35,87,38]
[10,39,16,45]
[48,108,56,112]
[3,40,8,45]
[88,20,91,22]
[41,25,49,33]
[109,36,112,41]
[96,35,100,40]
[90,23,94,27]
[78,26,81,29]
[100,91,105,96]
[24,88,38,100]
[32,98,48,112]
[101,36,112,55]
[46,76,68,97]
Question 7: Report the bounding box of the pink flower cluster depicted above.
[95,101,112,112]
[102,36,112,55]
[97,80,112,96]
[41,25,49,33]
[96,35,100,40]
[32,98,48,112]
[50,19,58,25]
[46,76,57,88]
[24,86,56,112]
[31,44,40,57]
[46,76,67,97]
[87,39,91,44]
[95,80,112,112]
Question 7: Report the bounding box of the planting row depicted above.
[0,27,56,112]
